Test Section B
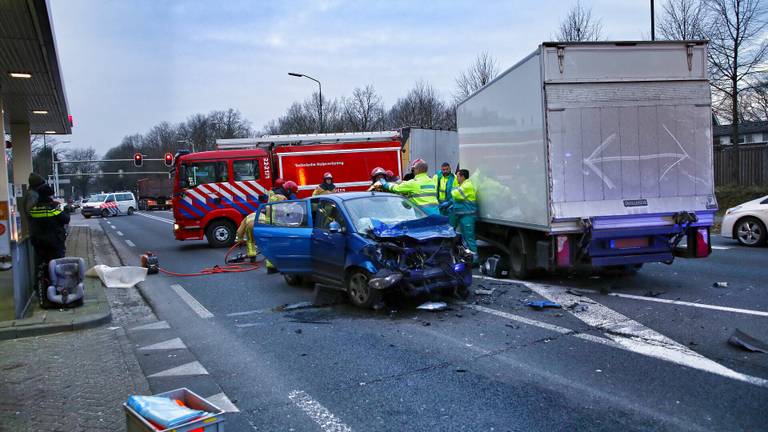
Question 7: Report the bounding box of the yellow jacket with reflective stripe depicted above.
[450,179,477,215]
[434,172,455,202]
[385,172,439,207]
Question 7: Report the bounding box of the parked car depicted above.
[721,195,768,246]
[252,192,474,308]
[80,192,137,218]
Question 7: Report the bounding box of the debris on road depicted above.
[566,302,589,313]
[417,301,449,311]
[526,300,562,309]
[644,290,666,297]
[475,289,495,296]
[728,329,768,353]
[566,289,585,296]
[294,329,303,334]
[713,282,729,289]
[273,301,315,312]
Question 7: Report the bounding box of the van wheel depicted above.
[509,234,530,280]
[127,207,135,215]
[206,219,236,248]
[347,269,380,309]
[101,209,110,218]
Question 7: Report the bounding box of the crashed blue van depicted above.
[252,192,474,308]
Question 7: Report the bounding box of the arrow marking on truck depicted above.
[583,125,691,190]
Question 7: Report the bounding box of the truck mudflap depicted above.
[571,211,714,267]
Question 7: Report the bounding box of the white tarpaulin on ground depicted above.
[86,264,147,288]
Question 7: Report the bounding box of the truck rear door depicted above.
[543,43,716,223]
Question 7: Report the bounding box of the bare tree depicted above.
[706,0,768,181]
[63,147,99,197]
[454,51,499,103]
[387,81,454,130]
[342,85,386,131]
[657,0,707,39]
[555,0,603,42]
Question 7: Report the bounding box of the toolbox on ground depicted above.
[124,387,225,431]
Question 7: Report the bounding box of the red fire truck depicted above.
[172,131,408,247]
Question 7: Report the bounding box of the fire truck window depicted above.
[185,162,218,186]
[272,202,308,227]
[233,160,260,181]
[218,161,229,182]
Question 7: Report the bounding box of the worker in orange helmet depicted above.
[376,158,439,215]
[313,172,336,196]
[367,167,387,191]
[385,169,400,183]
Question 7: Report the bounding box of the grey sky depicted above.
[50,0,650,154]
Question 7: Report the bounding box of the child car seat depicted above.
[47,257,86,306]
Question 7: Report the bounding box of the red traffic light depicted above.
[164,152,174,167]
[133,153,143,167]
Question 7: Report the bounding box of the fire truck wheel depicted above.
[206,219,236,248]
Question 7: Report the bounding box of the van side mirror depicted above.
[328,221,342,233]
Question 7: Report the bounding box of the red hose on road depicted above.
[156,243,262,277]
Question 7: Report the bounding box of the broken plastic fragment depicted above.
[713,282,729,288]
[417,301,448,311]
[728,329,768,353]
[474,289,495,296]
[526,300,562,309]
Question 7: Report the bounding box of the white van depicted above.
[81,191,137,218]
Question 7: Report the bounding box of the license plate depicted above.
[611,238,649,249]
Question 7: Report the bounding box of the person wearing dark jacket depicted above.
[29,183,70,263]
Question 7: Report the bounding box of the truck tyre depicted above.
[283,274,304,286]
[509,234,530,280]
[346,269,380,309]
[206,219,236,248]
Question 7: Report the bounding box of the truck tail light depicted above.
[556,235,570,267]
[694,228,710,258]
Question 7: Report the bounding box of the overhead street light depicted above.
[288,72,323,133]
[8,72,32,79]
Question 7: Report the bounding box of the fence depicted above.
[713,144,768,186]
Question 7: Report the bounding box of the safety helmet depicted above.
[284,181,299,194]
[370,167,386,178]
[323,172,333,180]
[410,158,426,169]
[274,178,285,188]
[385,170,394,178]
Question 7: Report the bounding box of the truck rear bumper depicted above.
[591,252,673,267]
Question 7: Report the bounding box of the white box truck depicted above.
[457,41,716,278]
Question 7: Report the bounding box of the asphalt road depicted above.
[91,210,768,431]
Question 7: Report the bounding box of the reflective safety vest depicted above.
[385,172,439,209]
[450,179,477,215]
[434,172,455,203]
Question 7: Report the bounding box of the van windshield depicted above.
[89,194,107,202]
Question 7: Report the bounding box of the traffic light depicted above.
[134,153,143,167]
[164,152,173,167]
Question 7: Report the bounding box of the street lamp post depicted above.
[288,72,323,133]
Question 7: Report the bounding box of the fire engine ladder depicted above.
[216,131,401,150]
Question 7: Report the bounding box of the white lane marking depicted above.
[495,278,768,388]
[117,231,124,236]
[135,211,174,224]
[467,304,616,347]
[125,239,136,247]
[111,225,117,230]
[711,245,731,250]
[227,308,271,317]
[170,284,214,319]
[207,392,240,413]
[138,338,187,351]
[573,288,768,318]
[234,322,267,328]
[148,361,209,378]
[130,320,170,331]
[288,390,352,432]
